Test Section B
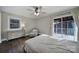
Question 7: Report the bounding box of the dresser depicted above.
[7,30,23,40]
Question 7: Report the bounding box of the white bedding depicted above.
[24,34,79,53]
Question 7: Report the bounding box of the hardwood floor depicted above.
[0,36,31,53]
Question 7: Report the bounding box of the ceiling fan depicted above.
[27,6,46,16]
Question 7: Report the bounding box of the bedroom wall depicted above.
[1,12,36,41]
[71,8,79,41]
[36,17,52,35]
[22,17,36,34]
[0,12,1,43]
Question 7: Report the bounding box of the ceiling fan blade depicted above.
[27,6,47,16]
[29,12,34,15]
[27,9,33,11]
[41,12,46,14]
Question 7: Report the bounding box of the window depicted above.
[8,17,21,31]
[54,16,74,36]
[10,19,20,29]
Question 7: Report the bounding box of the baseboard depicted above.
[1,39,7,42]
[1,36,25,42]
[1,36,26,43]
[25,34,29,36]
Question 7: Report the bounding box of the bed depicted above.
[24,34,79,53]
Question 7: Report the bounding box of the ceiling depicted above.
[0,6,77,19]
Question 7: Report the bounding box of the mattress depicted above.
[24,34,79,53]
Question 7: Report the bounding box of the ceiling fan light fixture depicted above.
[34,6,41,16]
[34,12,39,16]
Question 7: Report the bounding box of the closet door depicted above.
[0,12,1,43]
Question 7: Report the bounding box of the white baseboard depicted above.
[1,39,7,42]
[25,34,29,36]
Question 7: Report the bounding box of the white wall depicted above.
[36,17,52,35]
[71,8,79,41]
[22,17,36,34]
[0,12,1,43]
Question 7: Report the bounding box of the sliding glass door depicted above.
[53,16,75,41]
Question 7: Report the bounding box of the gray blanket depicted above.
[24,34,79,53]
